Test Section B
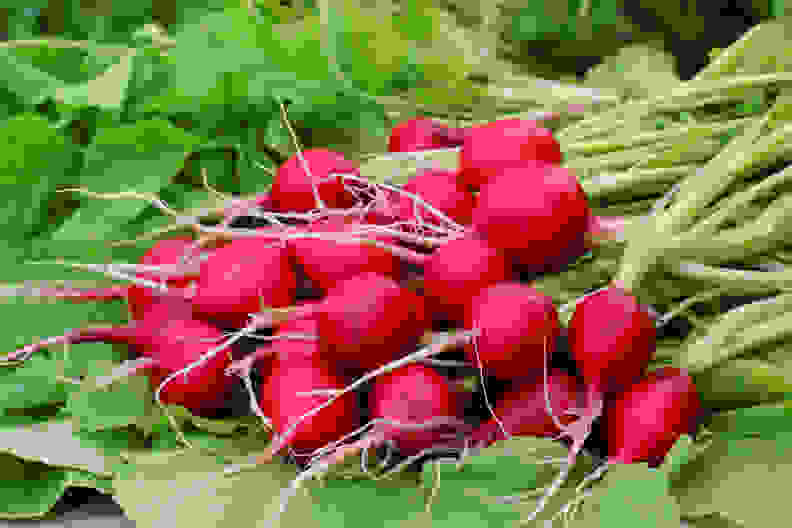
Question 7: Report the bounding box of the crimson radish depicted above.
[471,162,591,274]
[270,149,361,213]
[287,220,403,295]
[527,368,701,522]
[251,272,430,374]
[2,299,235,416]
[257,352,360,464]
[393,168,476,227]
[388,118,465,153]
[463,282,560,381]
[422,233,514,326]
[189,237,297,328]
[470,369,583,449]
[459,118,562,190]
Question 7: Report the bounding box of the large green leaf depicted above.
[51,118,200,242]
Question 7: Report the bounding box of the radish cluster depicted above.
[5,115,701,523]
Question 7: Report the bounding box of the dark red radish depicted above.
[368,362,469,456]
[470,369,583,449]
[471,162,591,274]
[526,367,701,522]
[459,118,562,190]
[127,237,202,321]
[422,233,514,326]
[2,299,235,416]
[189,237,297,328]
[604,367,701,468]
[388,117,466,153]
[558,285,656,467]
[257,353,360,463]
[14,238,203,321]
[393,168,476,227]
[312,363,471,470]
[250,272,430,374]
[271,149,361,213]
[463,282,560,381]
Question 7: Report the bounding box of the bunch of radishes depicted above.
[4,115,702,522]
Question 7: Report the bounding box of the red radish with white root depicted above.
[1,299,237,416]
[458,118,563,190]
[388,117,466,153]
[524,284,657,521]
[421,233,514,326]
[528,367,701,522]
[391,168,476,228]
[270,148,362,213]
[469,368,584,449]
[249,272,430,374]
[307,362,471,473]
[471,162,592,274]
[463,282,560,382]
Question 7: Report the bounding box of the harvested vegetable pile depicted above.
[3,18,792,528]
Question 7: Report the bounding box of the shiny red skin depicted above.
[604,367,702,468]
[459,119,562,189]
[463,282,560,381]
[271,149,361,213]
[388,118,465,152]
[422,233,514,326]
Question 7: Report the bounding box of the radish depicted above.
[463,282,560,382]
[388,118,465,153]
[458,118,562,190]
[523,285,657,521]
[251,272,430,374]
[528,368,701,522]
[287,220,403,295]
[257,352,360,464]
[270,149,361,213]
[13,238,203,321]
[2,299,235,415]
[189,237,297,328]
[469,369,583,449]
[422,233,514,326]
[305,362,471,472]
[471,162,591,274]
[604,367,702,468]
[393,168,476,227]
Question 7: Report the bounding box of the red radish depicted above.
[528,368,701,522]
[471,162,591,274]
[270,149,361,213]
[459,119,562,190]
[127,237,202,320]
[2,299,235,415]
[463,282,560,381]
[310,363,471,470]
[189,237,297,328]
[422,233,513,326]
[393,168,476,227]
[557,284,656,469]
[14,238,203,321]
[250,272,430,374]
[604,367,701,468]
[470,369,583,449]
[388,118,465,153]
[258,352,360,463]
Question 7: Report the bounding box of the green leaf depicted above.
[0,113,78,241]
[113,450,320,528]
[54,49,136,111]
[306,472,425,527]
[0,453,69,520]
[0,357,69,412]
[64,367,151,433]
[573,463,682,527]
[0,49,66,105]
[6,42,121,84]
[51,118,200,242]
[670,426,792,524]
